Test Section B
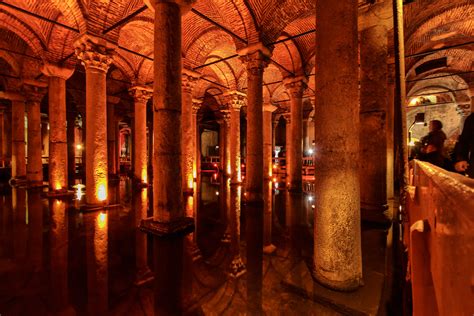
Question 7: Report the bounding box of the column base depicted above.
[132,178,150,189]
[361,203,391,228]
[9,177,27,187]
[263,244,277,254]
[228,255,246,278]
[109,173,120,182]
[183,187,194,196]
[140,217,195,238]
[311,264,363,292]
[221,232,231,243]
[80,203,108,212]
[25,181,46,189]
[46,189,75,198]
[186,242,202,262]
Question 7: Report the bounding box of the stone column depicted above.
[23,80,47,187]
[181,69,200,193]
[360,25,389,224]
[67,110,76,185]
[143,0,195,224]
[221,110,231,176]
[284,76,307,192]
[313,0,362,291]
[107,96,120,179]
[283,112,291,185]
[387,64,395,200]
[42,64,74,194]
[129,86,152,185]
[0,110,3,167]
[469,84,474,113]
[263,104,276,180]
[75,35,115,206]
[10,94,27,181]
[3,109,12,167]
[224,91,245,184]
[238,43,271,203]
[192,99,202,183]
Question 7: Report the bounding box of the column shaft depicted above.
[360,25,389,222]
[107,104,117,176]
[223,114,231,176]
[67,110,76,185]
[48,76,68,192]
[263,107,275,179]
[181,76,199,191]
[26,101,43,184]
[85,68,108,204]
[314,0,362,290]
[230,107,241,183]
[288,89,304,191]
[153,1,183,221]
[285,115,292,183]
[134,100,148,182]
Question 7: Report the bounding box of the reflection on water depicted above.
[0,176,330,315]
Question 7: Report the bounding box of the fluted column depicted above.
[130,86,153,185]
[224,91,245,184]
[42,64,74,194]
[360,25,389,224]
[23,80,47,187]
[221,110,231,176]
[192,99,202,184]
[75,35,115,206]
[263,104,277,179]
[107,96,120,178]
[284,76,307,192]
[313,0,362,291]
[238,44,271,204]
[181,69,200,193]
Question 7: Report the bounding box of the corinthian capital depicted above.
[283,76,308,98]
[129,86,153,103]
[74,35,116,72]
[22,79,48,103]
[192,99,202,114]
[224,90,246,110]
[237,43,271,76]
[182,68,201,94]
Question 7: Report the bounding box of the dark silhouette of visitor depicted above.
[419,120,446,168]
[454,113,474,178]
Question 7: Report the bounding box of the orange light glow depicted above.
[142,169,148,184]
[97,212,107,229]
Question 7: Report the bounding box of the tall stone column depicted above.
[192,99,202,183]
[181,69,200,193]
[313,0,362,291]
[10,94,27,181]
[42,64,74,194]
[142,0,195,224]
[283,112,291,185]
[224,91,245,184]
[107,96,120,179]
[284,76,307,192]
[221,110,231,176]
[263,104,277,179]
[67,110,76,185]
[360,25,389,224]
[3,108,12,167]
[129,86,152,185]
[469,84,474,113]
[238,44,271,203]
[0,109,4,168]
[23,80,47,187]
[75,35,115,206]
[386,64,395,200]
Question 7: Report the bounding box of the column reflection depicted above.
[48,199,71,313]
[27,190,43,272]
[133,188,153,285]
[185,182,201,261]
[245,184,264,315]
[263,180,276,254]
[228,183,245,278]
[12,188,27,262]
[85,211,108,315]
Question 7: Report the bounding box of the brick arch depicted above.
[113,52,138,83]
[207,57,238,90]
[271,35,304,76]
[0,50,20,76]
[0,10,46,57]
[405,3,474,57]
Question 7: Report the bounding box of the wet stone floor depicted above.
[0,175,386,315]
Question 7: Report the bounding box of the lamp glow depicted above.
[97,184,107,202]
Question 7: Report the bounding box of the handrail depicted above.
[405,160,474,315]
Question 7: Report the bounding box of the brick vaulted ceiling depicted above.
[0,0,473,105]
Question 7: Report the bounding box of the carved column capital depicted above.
[238,43,272,77]
[192,99,202,114]
[182,68,201,94]
[283,76,308,98]
[221,109,231,123]
[41,63,74,80]
[283,112,291,124]
[22,79,47,103]
[224,90,246,110]
[129,86,153,104]
[74,35,116,72]
[263,103,278,112]
[456,103,471,117]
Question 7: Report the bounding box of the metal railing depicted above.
[404,160,474,315]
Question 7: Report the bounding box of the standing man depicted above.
[455,113,474,178]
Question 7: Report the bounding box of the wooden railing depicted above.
[405,160,474,315]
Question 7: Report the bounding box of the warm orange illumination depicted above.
[97,183,107,202]
[273,177,277,182]
[55,182,62,191]
[97,212,107,229]
[76,144,83,150]
[142,169,148,184]
[273,164,277,169]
